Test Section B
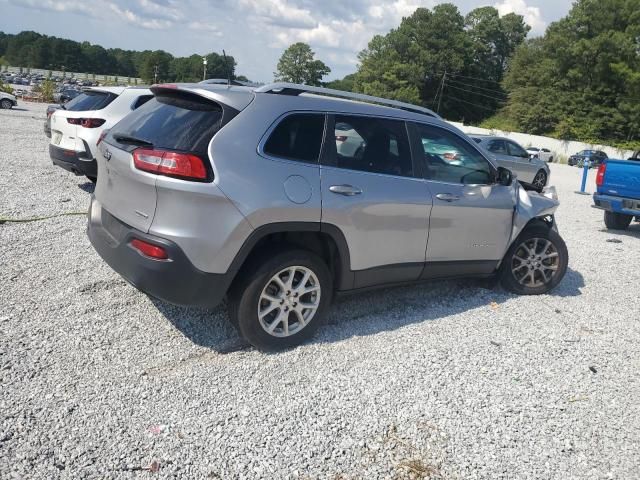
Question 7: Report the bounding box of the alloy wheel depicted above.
[533,171,547,190]
[257,266,321,338]
[511,237,559,288]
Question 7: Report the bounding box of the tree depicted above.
[274,42,330,86]
[496,0,640,148]
[325,73,356,91]
[352,4,529,122]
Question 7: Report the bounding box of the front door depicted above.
[321,114,432,289]
[411,123,515,275]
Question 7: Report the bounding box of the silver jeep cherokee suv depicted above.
[88,82,568,350]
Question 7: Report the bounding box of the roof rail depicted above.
[254,82,441,119]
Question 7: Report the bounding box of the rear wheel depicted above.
[532,170,547,191]
[1,99,13,109]
[500,223,568,295]
[604,211,632,230]
[228,250,332,351]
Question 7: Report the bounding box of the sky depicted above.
[0,0,574,82]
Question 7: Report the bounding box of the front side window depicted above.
[414,123,495,185]
[506,141,528,158]
[263,113,325,163]
[330,115,412,177]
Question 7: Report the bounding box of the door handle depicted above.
[329,184,362,196]
[435,193,460,202]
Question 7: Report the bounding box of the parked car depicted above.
[526,147,554,162]
[44,105,61,137]
[87,82,568,351]
[593,155,640,230]
[471,135,550,191]
[568,149,607,167]
[53,89,81,104]
[49,86,152,182]
[0,91,18,109]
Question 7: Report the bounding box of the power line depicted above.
[443,94,501,111]
[446,72,504,85]
[445,83,508,102]
[445,77,509,97]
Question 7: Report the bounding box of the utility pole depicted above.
[202,57,207,81]
[153,64,159,84]
[437,70,446,115]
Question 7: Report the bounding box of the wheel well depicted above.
[232,230,347,290]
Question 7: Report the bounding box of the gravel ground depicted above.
[1,102,639,480]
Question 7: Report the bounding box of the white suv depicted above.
[49,86,152,182]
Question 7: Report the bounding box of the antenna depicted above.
[222,50,232,86]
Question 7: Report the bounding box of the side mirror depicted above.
[497,166,513,186]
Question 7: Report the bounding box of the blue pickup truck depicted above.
[593,151,640,230]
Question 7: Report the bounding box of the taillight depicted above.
[335,135,347,142]
[132,148,208,181]
[130,239,168,260]
[596,162,606,186]
[67,118,106,128]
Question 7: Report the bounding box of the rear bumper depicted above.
[87,197,231,309]
[49,144,97,177]
[593,193,640,216]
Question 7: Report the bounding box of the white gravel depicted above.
[1,102,639,479]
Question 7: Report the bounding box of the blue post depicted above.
[575,159,591,195]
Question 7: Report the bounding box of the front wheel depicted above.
[500,223,568,295]
[228,250,332,351]
[0,99,13,109]
[604,211,632,230]
[532,170,548,191]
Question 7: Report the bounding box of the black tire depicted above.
[604,211,632,230]
[532,169,547,191]
[549,156,554,163]
[86,176,97,184]
[500,222,568,295]
[0,99,13,109]
[228,249,333,351]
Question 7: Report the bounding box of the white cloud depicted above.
[238,0,317,29]
[494,0,547,34]
[8,0,98,17]
[109,3,173,29]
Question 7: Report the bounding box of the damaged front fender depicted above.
[510,184,560,244]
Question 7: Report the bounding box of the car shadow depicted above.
[78,181,95,193]
[598,224,640,240]
[152,267,585,354]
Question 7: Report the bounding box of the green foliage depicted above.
[324,73,356,92]
[500,0,640,149]
[0,80,13,94]
[275,43,331,86]
[0,30,242,84]
[353,4,529,122]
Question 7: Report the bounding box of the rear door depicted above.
[320,114,431,288]
[96,90,226,232]
[411,123,514,268]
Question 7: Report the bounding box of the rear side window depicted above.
[65,91,117,111]
[330,115,412,177]
[263,114,325,163]
[108,92,224,155]
[487,139,507,154]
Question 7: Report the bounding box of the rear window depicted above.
[65,91,117,111]
[108,91,224,154]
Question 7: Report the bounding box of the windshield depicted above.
[578,150,596,155]
[65,91,117,111]
[527,147,539,151]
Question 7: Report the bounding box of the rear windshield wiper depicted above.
[112,134,153,147]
